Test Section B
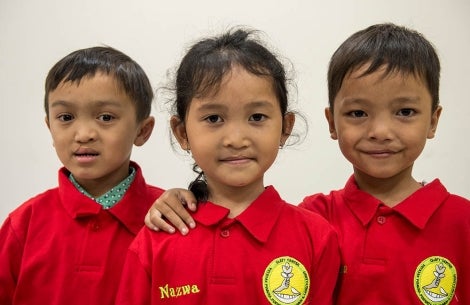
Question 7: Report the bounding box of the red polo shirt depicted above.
[116,186,340,305]
[0,162,164,305]
[300,176,470,305]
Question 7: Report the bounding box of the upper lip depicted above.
[220,155,253,161]
[362,148,397,154]
[74,147,99,155]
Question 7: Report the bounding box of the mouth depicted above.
[73,147,99,159]
[220,156,254,164]
[363,149,396,157]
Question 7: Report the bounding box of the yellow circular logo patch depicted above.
[414,256,457,305]
[263,256,310,305]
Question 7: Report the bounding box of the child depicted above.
[0,46,164,305]
[115,28,340,305]
[146,23,470,304]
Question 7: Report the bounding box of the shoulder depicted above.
[429,179,470,209]
[131,161,165,198]
[8,187,60,220]
[279,202,336,237]
[146,184,165,197]
[299,187,345,218]
[442,193,470,215]
[2,187,60,242]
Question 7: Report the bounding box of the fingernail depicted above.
[189,222,196,229]
[168,227,176,234]
[180,227,188,235]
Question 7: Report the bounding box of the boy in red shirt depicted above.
[0,46,164,305]
[146,23,470,304]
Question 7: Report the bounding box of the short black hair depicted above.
[328,23,440,113]
[44,46,153,121]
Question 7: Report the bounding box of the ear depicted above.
[280,112,295,146]
[134,116,155,146]
[170,115,189,150]
[427,106,442,139]
[325,107,337,140]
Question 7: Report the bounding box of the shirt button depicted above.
[377,216,386,224]
[220,230,230,238]
[92,222,101,231]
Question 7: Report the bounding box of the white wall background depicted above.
[1,0,469,222]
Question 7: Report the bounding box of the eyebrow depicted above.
[342,95,422,106]
[49,100,123,108]
[195,100,275,111]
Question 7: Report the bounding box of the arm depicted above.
[115,242,152,305]
[309,224,341,305]
[144,188,198,235]
[0,218,21,305]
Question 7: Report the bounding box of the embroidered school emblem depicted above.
[262,256,309,305]
[414,256,457,305]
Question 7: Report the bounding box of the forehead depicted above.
[192,67,278,108]
[336,64,432,107]
[47,73,134,109]
[49,72,125,99]
[346,63,427,87]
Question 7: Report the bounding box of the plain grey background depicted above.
[1,0,469,222]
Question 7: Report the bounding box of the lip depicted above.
[362,149,396,158]
[220,156,254,164]
[73,147,99,163]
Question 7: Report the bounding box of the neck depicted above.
[207,181,265,218]
[353,168,422,207]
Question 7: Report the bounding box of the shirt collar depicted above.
[68,167,136,209]
[192,186,285,243]
[59,161,153,235]
[344,175,449,229]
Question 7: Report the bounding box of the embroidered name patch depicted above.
[158,283,200,299]
[414,256,457,305]
[263,256,309,305]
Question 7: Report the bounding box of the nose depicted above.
[222,123,249,148]
[74,121,97,143]
[367,116,393,141]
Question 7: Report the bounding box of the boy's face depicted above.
[326,64,441,183]
[46,72,154,197]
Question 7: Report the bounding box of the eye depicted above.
[347,110,367,118]
[396,108,416,117]
[204,114,222,123]
[98,114,115,122]
[57,114,74,122]
[249,113,267,122]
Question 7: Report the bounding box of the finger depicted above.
[145,208,176,234]
[174,191,197,229]
[153,196,190,235]
[177,190,198,212]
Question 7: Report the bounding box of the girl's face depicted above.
[326,64,441,186]
[46,72,154,197]
[172,66,294,205]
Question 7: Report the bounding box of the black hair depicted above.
[44,46,153,122]
[171,27,292,202]
[328,23,440,113]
